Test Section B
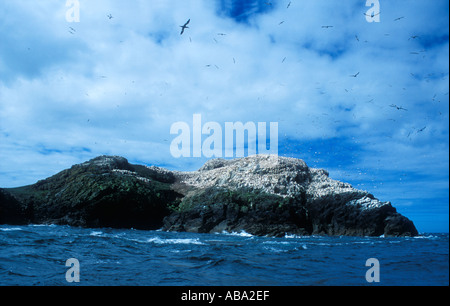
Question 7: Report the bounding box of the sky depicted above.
[0,0,448,233]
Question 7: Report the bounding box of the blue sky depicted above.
[0,0,448,233]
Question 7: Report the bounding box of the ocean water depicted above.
[0,224,448,286]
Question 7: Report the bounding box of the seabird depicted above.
[390,104,408,111]
[107,14,113,19]
[364,12,380,17]
[287,1,291,8]
[394,16,404,21]
[350,72,360,78]
[180,19,190,35]
[322,25,333,28]
[417,126,427,133]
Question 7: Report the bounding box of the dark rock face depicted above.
[306,197,416,237]
[163,187,312,237]
[0,155,418,237]
[0,189,30,225]
[1,156,182,230]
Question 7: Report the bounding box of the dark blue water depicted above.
[0,225,448,286]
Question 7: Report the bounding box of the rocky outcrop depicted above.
[1,156,182,230]
[164,155,418,237]
[0,155,418,237]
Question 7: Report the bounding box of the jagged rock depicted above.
[0,155,418,237]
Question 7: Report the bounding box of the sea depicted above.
[0,224,448,287]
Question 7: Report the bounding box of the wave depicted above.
[87,230,206,246]
[412,234,442,239]
[90,231,104,237]
[262,240,290,245]
[146,237,205,245]
[218,230,254,237]
[0,227,23,232]
[284,233,312,239]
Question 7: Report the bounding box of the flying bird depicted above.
[287,1,291,8]
[390,104,408,111]
[322,25,333,28]
[394,16,405,21]
[409,35,419,40]
[107,14,113,19]
[417,126,427,133]
[350,72,360,78]
[364,12,380,17]
[180,19,190,35]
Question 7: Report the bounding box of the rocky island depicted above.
[0,155,418,237]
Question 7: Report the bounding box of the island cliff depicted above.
[0,155,418,237]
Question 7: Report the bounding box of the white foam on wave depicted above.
[413,234,439,239]
[146,237,205,245]
[0,227,23,232]
[263,240,290,245]
[284,233,305,239]
[220,230,253,237]
[90,231,103,237]
[283,233,314,239]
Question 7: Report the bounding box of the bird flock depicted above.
[173,3,441,142]
[65,3,445,143]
